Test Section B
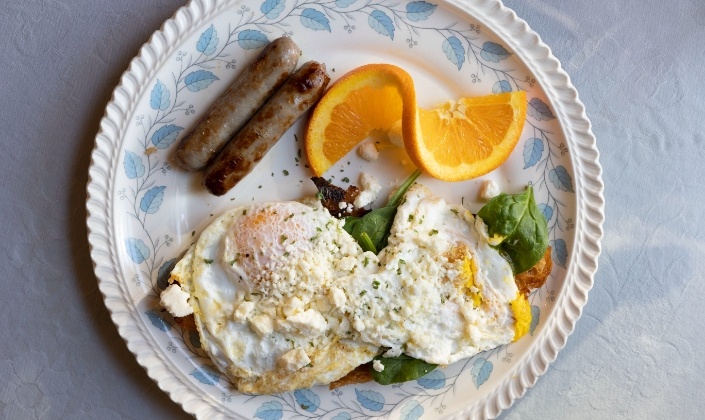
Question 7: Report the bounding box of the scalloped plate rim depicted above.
[86,0,605,418]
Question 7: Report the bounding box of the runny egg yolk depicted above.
[510,292,532,341]
[461,256,482,308]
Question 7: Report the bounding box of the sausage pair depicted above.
[173,37,330,196]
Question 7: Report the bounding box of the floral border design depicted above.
[97,0,589,418]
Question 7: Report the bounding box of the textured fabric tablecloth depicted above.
[1,0,703,418]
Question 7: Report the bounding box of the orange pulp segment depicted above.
[408,91,527,181]
[305,64,417,176]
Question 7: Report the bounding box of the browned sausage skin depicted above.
[172,37,301,172]
[204,61,330,196]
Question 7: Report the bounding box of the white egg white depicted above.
[339,184,518,365]
[172,200,378,393]
[169,183,524,393]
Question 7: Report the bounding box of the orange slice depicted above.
[305,64,418,176]
[304,64,527,181]
[408,91,527,181]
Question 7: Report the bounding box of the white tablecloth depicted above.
[1,0,703,418]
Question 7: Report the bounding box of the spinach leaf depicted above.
[370,354,437,385]
[343,215,360,235]
[476,185,548,274]
[351,206,396,252]
[344,170,421,253]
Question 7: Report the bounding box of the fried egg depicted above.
[168,184,531,393]
[339,184,527,365]
[171,199,378,394]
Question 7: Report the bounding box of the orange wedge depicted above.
[305,64,418,176]
[408,91,527,181]
[304,63,527,181]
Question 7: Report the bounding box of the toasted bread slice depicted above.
[515,247,552,296]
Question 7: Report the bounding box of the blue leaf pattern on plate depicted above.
[184,70,219,92]
[125,238,150,263]
[150,79,170,111]
[196,24,219,56]
[145,310,170,332]
[492,80,512,93]
[406,1,436,22]
[528,97,556,121]
[551,239,568,268]
[123,150,145,179]
[260,0,286,19]
[294,389,320,412]
[480,41,510,63]
[471,357,493,389]
[368,10,395,40]
[538,203,553,223]
[335,0,356,7]
[523,137,543,169]
[355,389,384,411]
[417,370,445,389]
[530,305,540,335]
[400,400,424,420]
[549,165,574,192]
[190,365,220,385]
[442,36,464,70]
[117,3,577,414]
[140,186,166,214]
[151,124,183,149]
[300,8,331,32]
[254,401,284,420]
[157,258,177,290]
[238,29,269,49]
[189,330,201,348]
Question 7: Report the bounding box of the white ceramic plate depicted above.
[87,0,604,418]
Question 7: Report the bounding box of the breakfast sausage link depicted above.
[204,61,331,196]
[173,37,301,172]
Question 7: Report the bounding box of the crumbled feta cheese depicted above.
[338,201,348,210]
[160,284,193,317]
[328,287,347,309]
[233,301,255,322]
[372,359,385,372]
[383,347,402,358]
[337,256,357,272]
[283,297,304,316]
[354,173,382,208]
[249,314,273,337]
[281,309,328,336]
[278,348,311,372]
[479,180,501,201]
[358,139,379,161]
